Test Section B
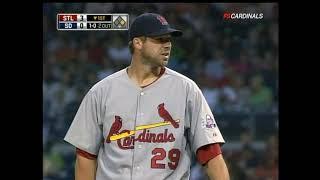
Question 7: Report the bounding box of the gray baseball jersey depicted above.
[64,67,225,180]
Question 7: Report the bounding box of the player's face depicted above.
[141,34,172,67]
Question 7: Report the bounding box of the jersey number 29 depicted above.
[151,148,181,170]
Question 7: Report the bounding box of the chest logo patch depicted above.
[105,103,180,149]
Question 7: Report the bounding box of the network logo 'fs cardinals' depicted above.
[158,103,179,128]
[106,116,122,143]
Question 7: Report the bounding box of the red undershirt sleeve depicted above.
[196,143,222,165]
[76,148,98,160]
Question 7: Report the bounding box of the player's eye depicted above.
[149,37,171,43]
[157,38,171,43]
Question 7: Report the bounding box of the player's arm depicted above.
[204,154,229,180]
[197,144,230,180]
[75,148,98,180]
[187,82,229,179]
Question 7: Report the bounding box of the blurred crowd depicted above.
[43,3,278,180]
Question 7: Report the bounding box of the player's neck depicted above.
[127,59,164,87]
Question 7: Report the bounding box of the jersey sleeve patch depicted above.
[201,114,217,129]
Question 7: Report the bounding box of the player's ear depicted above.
[133,37,144,50]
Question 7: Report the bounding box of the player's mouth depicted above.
[161,52,170,58]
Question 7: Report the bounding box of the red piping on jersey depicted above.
[196,143,222,165]
[76,148,97,160]
[141,67,165,88]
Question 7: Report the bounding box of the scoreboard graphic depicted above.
[57,14,129,31]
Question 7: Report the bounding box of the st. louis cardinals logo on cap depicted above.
[105,103,179,149]
[157,15,168,25]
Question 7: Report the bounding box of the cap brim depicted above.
[148,28,183,37]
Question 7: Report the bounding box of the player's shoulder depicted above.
[164,67,198,87]
[164,67,202,94]
[90,68,127,92]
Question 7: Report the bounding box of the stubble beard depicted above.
[141,51,168,68]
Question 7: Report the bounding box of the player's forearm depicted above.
[75,155,97,180]
[205,154,230,180]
